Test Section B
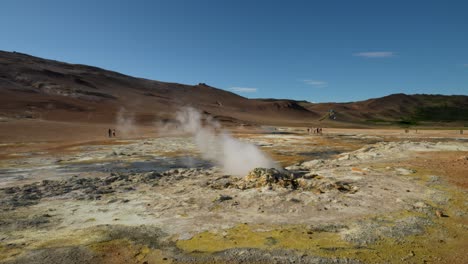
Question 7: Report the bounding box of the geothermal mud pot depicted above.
[0,130,467,263]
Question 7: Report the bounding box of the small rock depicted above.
[435,210,448,218]
[428,175,441,183]
[235,168,298,190]
[301,160,325,169]
[289,198,301,203]
[285,165,302,171]
[338,154,350,161]
[214,195,232,202]
[303,173,319,179]
[396,168,416,175]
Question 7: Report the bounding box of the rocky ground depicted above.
[0,129,467,263]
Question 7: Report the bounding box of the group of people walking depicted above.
[307,127,323,135]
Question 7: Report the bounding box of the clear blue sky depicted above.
[1,0,467,102]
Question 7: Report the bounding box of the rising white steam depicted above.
[116,108,138,137]
[175,107,278,176]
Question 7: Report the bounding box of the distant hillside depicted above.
[0,51,318,125]
[0,51,466,126]
[301,93,468,125]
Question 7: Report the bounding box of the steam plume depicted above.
[116,108,138,137]
[175,107,278,176]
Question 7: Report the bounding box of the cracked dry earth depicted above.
[0,130,467,263]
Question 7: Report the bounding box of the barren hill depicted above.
[0,51,318,126]
[0,50,467,127]
[301,93,468,125]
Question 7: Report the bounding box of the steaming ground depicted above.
[174,107,278,175]
[0,129,467,263]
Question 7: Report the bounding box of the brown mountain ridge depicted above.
[1,50,467,127]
